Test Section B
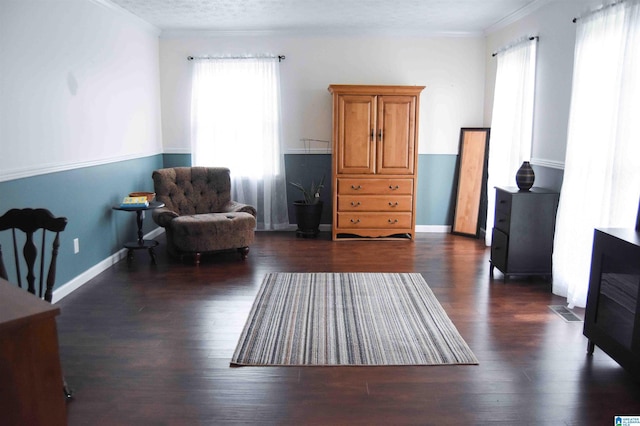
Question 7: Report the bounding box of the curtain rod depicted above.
[573,0,625,23]
[492,36,538,57]
[187,55,285,62]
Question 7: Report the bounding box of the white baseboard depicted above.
[415,225,451,233]
[52,227,165,303]
[52,224,451,302]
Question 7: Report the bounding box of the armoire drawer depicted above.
[337,212,412,229]
[337,195,413,212]
[337,178,413,195]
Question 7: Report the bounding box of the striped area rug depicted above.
[231,272,478,366]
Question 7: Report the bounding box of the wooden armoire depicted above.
[328,85,425,241]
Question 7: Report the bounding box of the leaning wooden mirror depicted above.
[451,128,490,238]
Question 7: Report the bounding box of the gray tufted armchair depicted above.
[151,167,257,264]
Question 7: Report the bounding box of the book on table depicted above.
[120,196,149,208]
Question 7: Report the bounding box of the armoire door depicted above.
[376,95,416,175]
[336,94,376,175]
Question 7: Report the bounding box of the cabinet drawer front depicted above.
[338,212,412,229]
[338,178,413,195]
[491,228,508,272]
[338,195,413,212]
[495,189,512,214]
[494,211,511,233]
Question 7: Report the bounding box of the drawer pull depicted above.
[350,219,361,224]
[389,185,400,190]
[498,219,505,223]
[388,219,399,224]
[499,200,507,204]
[350,201,361,207]
[388,202,399,207]
[351,185,362,190]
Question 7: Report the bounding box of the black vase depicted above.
[293,200,323,238]
[516,161,535,191]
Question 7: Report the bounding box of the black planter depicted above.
[293,200,323,238]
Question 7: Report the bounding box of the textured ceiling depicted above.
[108,0,546,34]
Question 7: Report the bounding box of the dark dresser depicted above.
[0,278,67,425]
[584,228,640,379]
[490,186,560,280]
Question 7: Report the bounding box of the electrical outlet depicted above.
[73,238,80,254]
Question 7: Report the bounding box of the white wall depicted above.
[159,32,486,155]
[484,0,602,169]
[0,0,163,182]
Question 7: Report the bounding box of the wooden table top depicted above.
[0,277,60,331]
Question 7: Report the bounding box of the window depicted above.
[486,37,538,245]
[190,55,289,230]
[553,0,640,308]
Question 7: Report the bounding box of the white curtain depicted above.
[553,0,640,308]
[191,56,289,230]
[485,38,538,246]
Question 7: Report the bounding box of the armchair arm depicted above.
[152,207,179,227]
[221,201,257,217]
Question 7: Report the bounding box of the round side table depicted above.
[112,201,164,265]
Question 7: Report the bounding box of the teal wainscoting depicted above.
[416,154,458,227]
[0,155,163,293]
[159,153,458,227]
[160,153,458,226]
[531,164,563,192]
[162,153,191,168]
[285,154,333,224]
[0,153,459,298]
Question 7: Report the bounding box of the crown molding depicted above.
[89,0,161,36]
[484,0,556,35]
[160,27,484,39]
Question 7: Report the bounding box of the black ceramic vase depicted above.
[515,161,535,191]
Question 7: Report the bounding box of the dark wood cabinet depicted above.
[489,186,559,280]
[0,278,67,425]
[584,228,640,379]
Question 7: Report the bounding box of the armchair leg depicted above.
[238,247,249,260]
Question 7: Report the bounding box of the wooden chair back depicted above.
[0,208,68,303]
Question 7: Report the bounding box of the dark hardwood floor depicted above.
[56,232,640,425]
